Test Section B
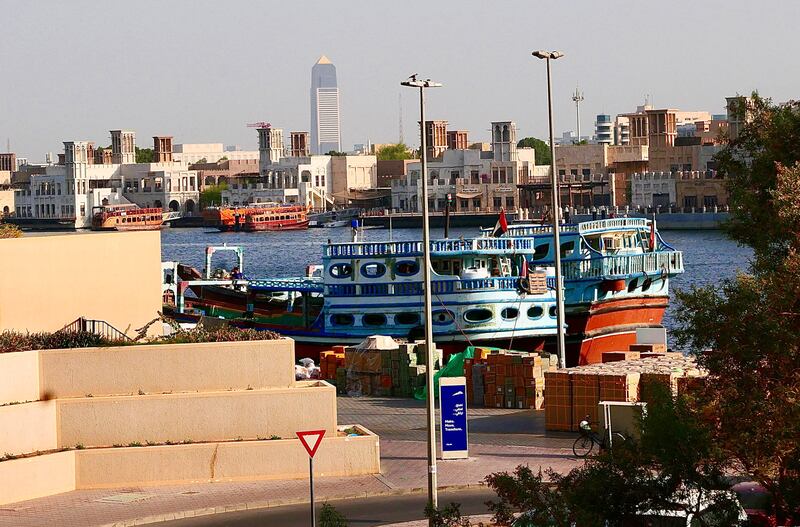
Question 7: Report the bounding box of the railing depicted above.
[61,317,131,342]
[576,218,649,233]
[248,277,324,293]
[326,276,556,298]
[561,251,684,280]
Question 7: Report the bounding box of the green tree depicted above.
[675,93,800,523]
[200,182,227,208]
[376,143,412,161]
[135,147,154,163]
[326,150,347,156]
[517,137,551,165]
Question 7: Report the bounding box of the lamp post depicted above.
[401,74,442,519]
[532,50,567,369]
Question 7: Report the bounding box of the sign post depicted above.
[297,429,326,527]
[439,377,468,459]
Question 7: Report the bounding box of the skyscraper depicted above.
[310,55,341,155]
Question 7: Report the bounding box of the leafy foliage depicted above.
[326,150,347,156]
[674,93,800,523]
[376,143,412,161]
[424,502,476,527]
[135,147,154,163]
[0,223,23,238]
[319,502,348,527]
[516,137,551,165]
[200,182,228,208]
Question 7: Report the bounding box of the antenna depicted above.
[572,87,584,144]
[398,92,404,144]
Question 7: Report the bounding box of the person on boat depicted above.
[231,266,244,280]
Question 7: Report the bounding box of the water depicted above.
[160,226,753,337]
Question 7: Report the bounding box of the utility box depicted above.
[599,401,647,441]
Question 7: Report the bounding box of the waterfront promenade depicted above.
[0,398,578,527]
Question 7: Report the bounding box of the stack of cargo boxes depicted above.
[319,346,346,382]
[464,350,557,409]
[544,345,706,431]
[342,342,435,397]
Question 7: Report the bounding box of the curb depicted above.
[105,482,488,527]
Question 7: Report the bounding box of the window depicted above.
[329,263,353,278]
[431,310,454,325]
[528,306,544,319]
[395,260,419,276]
[533,243,550,260]
[330,313,355,326]
[683,195,698,208]
[80,204,85,217]
[703,195,718,207]
[560,240,576,258]
[361,262,386,278]
[582,168,591,177]
[362,313,387,326]
[493,197,502,209]
[464,308,493,323]
[470,170,479,184]
[548,306,557,318]
[460,199,469,209]
[472,198,481,210]
[505,197,514,208]
[395,313,420,325]
[501,307,518,320]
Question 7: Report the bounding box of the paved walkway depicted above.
[0,399,579,527]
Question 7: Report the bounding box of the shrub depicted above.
[0,223,23,238]
[319,503,348,527]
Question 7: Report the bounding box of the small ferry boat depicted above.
[91,204,164,231]
[243,204,309,231]
[163,217,684,365]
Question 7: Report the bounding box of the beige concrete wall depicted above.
[0,351,40,404]
[0,231,162,337]
[75,432,380,488]
[39,339,294,398]
[57,383,337,448]
[0,401,57,455]
[0,451,76,505]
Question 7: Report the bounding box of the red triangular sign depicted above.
[296,429,326,458]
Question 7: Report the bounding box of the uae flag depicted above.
[492,208,508,237]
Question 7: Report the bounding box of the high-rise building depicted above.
[595,114,613,145]
[310,55,341,155]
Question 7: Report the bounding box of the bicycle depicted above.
[572,416,626,458]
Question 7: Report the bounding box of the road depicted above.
[153,488,496,527]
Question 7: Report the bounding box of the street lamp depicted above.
[401,73,442,519]
[532,50,567,369]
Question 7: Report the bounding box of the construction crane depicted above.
[246,122,272,129]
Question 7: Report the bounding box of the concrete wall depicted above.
[0,452,76,505]
[38,339,295,398]
[0,231,162,336]
[0,351,40,404]
[57,383,337,448]
[0,401,57,455]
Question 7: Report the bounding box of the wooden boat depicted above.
[91,204,163,231]
[243,204,309,231]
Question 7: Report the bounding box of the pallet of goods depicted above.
[341,337,435,397]
[544,348,706,432]
[464,349,557,410]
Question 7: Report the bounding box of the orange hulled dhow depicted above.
[91,204,164,231]
[203,203,309,232]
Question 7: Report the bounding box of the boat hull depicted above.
[243,219,309,231]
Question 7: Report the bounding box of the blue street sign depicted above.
[439,376,468,459]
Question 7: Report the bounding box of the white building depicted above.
[172,143,259,164]
[13,132,200,228]
[310,55,341,155]
[392,121,536,213]
[630,172,676,208]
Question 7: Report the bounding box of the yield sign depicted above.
[296,429,326,458]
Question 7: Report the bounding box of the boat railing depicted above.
[325,276,556,297]
[561,251,683,280]
[577,217,649,233]
[61,317,132,342]
[325,237,542,258]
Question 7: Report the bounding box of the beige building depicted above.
[675,171,728,209]
[0,231,162,336]
[553,144,648,205]
[330,155,379,206]
[172,143,260,164]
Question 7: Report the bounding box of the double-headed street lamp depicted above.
[400,74,442,519]
[532,50,567,369]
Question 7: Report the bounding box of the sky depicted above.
[1,0,799,160]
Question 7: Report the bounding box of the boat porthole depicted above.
[330,313,355,326]
[395,313,421,325]
[431,310,455,325]
[527,305,544,319]
[329,263,353,278]
[464,308,493,324]
[395,260,420,276]
[500,307,518,320]
[628,278,638,293]
[363,313,387,326]
[360,262,386,278]
[548,306,557,318]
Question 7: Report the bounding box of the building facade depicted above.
[310,55,341,154]
[172,143,259,164]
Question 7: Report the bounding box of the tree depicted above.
[200,182,227,209]
[674,93,800,523]
[376,143,412,161]
[135,147,154,163]
[326,150,347,156]
[483,385,741,526]
[517,137,551,165]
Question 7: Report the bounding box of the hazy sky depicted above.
[2,0,798,160]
